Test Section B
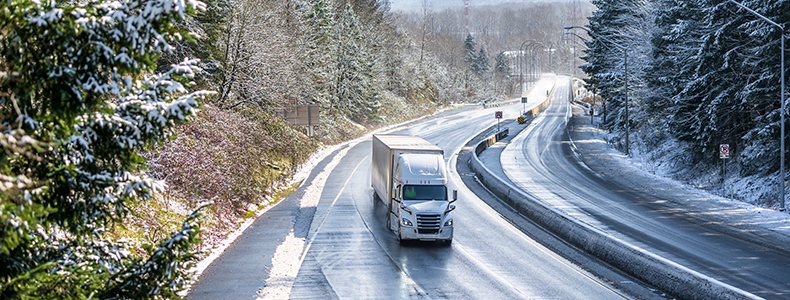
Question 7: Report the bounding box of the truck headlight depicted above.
[444,219,453,226]
[402,217,413,226]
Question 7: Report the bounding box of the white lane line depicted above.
[348,155,432,299]
[257,142,358,299]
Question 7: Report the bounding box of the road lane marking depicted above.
[257,142,358,299]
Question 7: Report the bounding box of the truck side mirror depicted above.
[451,190,458,203]
[392,187,400,203]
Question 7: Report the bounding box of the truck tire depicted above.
[443,239,453,246]
[397,224,406,245]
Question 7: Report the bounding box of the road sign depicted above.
[276,105,320,126]
[720,144,730,159]
[495,111,503,119]
[521,97,528,103]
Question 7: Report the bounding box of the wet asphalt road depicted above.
[189,76,641,299]
[502,76,790,299]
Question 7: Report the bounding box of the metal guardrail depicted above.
[466,94,761,300]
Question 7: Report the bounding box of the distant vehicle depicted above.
[372,134,456,245]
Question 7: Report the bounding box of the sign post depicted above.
[495,111,503,132]
[720,144,730,159]
[276,105,321,136]
[720,143,730,183]
[521,97,528,114]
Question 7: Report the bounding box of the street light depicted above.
[519,40,547,93]
[519,40,536,93]
[526,43,541,80]
[726,0,786,211]
[564,25,630,156]
[564,31,604,123]
[525,42,548,81]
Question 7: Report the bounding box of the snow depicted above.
[605,130,790,239]
[479,75,790,262]
[186,104,467,297]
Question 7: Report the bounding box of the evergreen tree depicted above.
[333,4,380,123]
[582,0,648,132]
[647,0,704,120]
[495,51,511,78]
[738,0,790,174]
[301,0,338,108]
[473,46,491,76]
[0,0,211,298]
[464,34,477,66]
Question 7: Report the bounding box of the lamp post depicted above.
[564,25,630,156]
[526,43,540,81]
[519,40,536,94]
[726,0,786,211]
[525,42,548,81]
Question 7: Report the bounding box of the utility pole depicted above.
[463,0,470,36]
[725,0,785,211]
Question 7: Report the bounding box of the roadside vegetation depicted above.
[141,0,593,259]
[579,0,790,207]
[1,0,592,296]
[143,0,520,258]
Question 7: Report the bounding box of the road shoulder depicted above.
[567,104,790,254]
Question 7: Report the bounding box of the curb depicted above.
[467,89,762,300]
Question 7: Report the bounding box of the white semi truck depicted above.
[372,134,456,245]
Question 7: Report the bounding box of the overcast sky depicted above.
[389,0,576,11]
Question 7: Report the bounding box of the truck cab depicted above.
[389,153,456,245]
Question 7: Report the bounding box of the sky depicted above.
[389,0,577,11]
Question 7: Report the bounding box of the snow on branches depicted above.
[0,0,214,298]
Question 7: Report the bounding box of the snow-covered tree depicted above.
[301,0,338,108]
[332,4,381,123]
[464,34,477,66]
[0,0,212,298]
[495,51,512,78]
[736,0,790,175]
[582,0,651,139]
[473,46,491,77]
[646,0,704,119]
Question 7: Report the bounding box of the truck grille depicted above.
[416,214,442,234]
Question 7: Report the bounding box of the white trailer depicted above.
[371,134,456,245]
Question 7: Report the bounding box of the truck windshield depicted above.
[403,185,446,200]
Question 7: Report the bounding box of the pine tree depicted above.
[495,51,511,78]
[301,0,337,108]
[582,0,649,132]
[738,0,790,174]
[464,34,477,66]
[0,0,212,298]
[647,0,703,119]
[333,4,380,123]
[473,46,491,77]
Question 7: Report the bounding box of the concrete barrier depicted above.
[467,105,762,299]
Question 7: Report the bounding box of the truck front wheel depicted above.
[397,224,406,245]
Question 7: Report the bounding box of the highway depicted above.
[189,76,652,299]
[501,76,790,299]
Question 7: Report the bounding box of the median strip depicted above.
[467,87,761,300]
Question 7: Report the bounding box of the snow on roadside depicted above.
[182,140,350,297]
[598,129,790,243]
[256,140,357,298]
[185,104,468,297]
